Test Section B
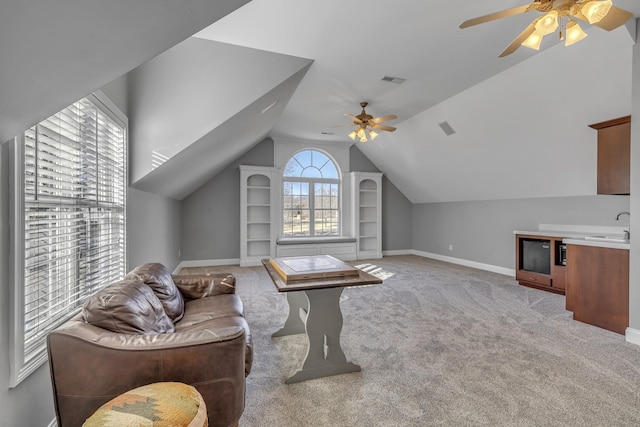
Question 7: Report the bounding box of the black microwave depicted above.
[558,244,567,266]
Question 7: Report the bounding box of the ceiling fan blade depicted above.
[591,6,633,31]
[370,114,397,124]
[460,4,535,29]
[344,113,363,124]
[371,124,396,132]
[499,19,539,57]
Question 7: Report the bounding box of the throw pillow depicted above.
[82,279,175,334]
[126,263,185,322]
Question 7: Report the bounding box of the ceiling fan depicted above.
[343,102,397,143]
[460,0,634,57]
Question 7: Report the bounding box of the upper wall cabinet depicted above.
[589,116,630,195]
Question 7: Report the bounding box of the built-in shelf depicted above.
[240,166,275,266]
[351,172,382,260]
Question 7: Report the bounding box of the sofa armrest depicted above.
[47,317,246,427]
[172,273,236,299]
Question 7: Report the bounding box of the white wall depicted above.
[0,140,55,427]
[0,77,187,427]
[628,20,640,337]
[0,0,251,144]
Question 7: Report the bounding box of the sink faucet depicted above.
[616,211,630,240]
[616,211,630,221]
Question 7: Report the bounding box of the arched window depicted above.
[282,149,340,237]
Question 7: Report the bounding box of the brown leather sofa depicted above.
[47,262,252,427]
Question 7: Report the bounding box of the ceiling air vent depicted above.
[381,75,406,84]
[438,121,456,136]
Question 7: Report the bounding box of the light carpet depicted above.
[181,255,640,426]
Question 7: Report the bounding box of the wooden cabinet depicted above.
[565,244,629,334]
[589,116,630,195]
[515,234,566,294]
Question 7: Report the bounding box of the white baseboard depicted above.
[174,258,240,274]
[625,327,640,347]
[408,250,515,277]
[382,249,413,256]
[174,251,515,278]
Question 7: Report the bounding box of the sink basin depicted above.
[584,235,628,243]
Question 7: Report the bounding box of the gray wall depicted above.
[412,195,630,270]
[349,146,413,251]
[181,138,275,261]
[127,188,182,269]
[180,140,414,261]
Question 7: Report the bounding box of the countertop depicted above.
[514,224,630,251]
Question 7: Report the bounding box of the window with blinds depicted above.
[10,92,126,387]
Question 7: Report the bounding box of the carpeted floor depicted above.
[181,255,640,426]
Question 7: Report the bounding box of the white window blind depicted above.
[10,93,126,387]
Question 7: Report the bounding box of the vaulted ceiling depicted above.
[195,0,639,203]
[2,0,639,203]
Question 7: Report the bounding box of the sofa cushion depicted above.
[82,279,175,334]
[172,273,236,300]
[126,263,185,322]
[176,294,245,329]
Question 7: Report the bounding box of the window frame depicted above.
[9,91,127,387]
[282,149,341,237]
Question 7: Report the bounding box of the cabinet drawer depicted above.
[516,270,552,287]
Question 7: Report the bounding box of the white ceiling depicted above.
[0,0,251,144]
[195,0,640,203]
[2,0,638,204]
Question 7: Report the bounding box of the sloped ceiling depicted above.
[196,0,640,203]
[128,38,312,199]
[0,0,251,143]
[360,26,634,203]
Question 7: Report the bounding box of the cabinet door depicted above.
[566,244,629,334]
[590,117,630,195]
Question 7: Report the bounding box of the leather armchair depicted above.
[47,263,252,427]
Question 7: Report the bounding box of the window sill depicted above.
[276,236,356,245]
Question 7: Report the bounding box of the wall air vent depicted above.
[438,121,456,136]
[381,75,406,84]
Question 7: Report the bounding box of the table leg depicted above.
[272,291,307,338]
[285,287,361,384]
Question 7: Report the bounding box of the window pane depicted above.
[282,150,340,237]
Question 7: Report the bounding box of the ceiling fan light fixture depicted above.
[348,131,357,141]
[582,0,613,24]
[369,130,379,140]
[522,30,544,50]
[535,10,559,35]
[565,19,588,46]
[356,127,366,140]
